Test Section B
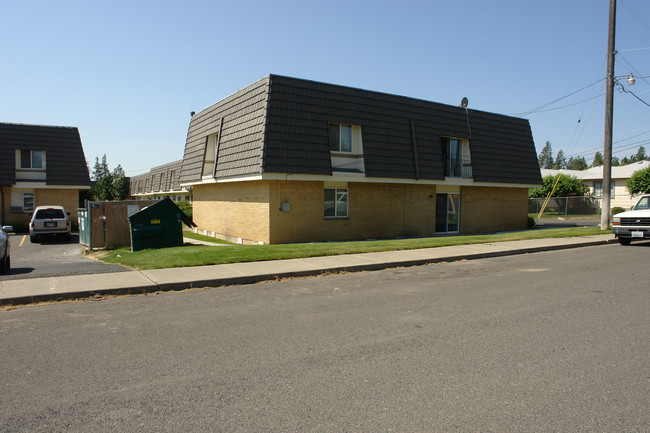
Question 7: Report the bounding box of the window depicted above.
[436,193,460,233]
[22,193,35,213]
[441,137,472,178]
[202,133,218,178]
[329,124,352,152]
[169,170,176,189]
[324,188,348,218]
[20,150,45,169]
[593,181,615,198]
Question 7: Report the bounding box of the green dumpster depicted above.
[128,198,194,251]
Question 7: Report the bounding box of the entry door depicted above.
[436,193,460,233]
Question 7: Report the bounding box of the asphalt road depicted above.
[0,233,128,280]
[1,243,648,432]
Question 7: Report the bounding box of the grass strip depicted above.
[98,226,609,270]
[182,231,233,245]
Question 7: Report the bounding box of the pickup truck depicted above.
[612,194,650,245]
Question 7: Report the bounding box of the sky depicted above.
[2,0,649,176]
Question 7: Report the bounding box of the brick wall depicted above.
[35,189,81,225]
[193,182,271,244]
[193,181,529,244]
[268,181,437,243]
[1,188,81,228]
[460,186,529,233]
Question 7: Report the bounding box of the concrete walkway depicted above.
[0,234,616,306]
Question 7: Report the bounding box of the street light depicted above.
[627,73,636,86]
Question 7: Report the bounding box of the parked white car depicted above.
[612,194,650,245]
[1,223,13,274]
[29,205,72,243]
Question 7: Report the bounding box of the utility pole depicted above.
[601,0,616,230]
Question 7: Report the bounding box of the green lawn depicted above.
[98,226,609,270]
[182,230,233,245]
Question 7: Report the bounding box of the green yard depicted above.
[97,226,608,270]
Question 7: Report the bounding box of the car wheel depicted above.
[30,235,37,243]
[619,237,632,246]
[65,233,72,242]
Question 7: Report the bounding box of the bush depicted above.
[529,174,589,198]
[626,166,650,195]
[176,200,192,218]
[611,206,626,216]
[527,217,536,229]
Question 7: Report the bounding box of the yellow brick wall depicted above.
[268,181,437,243]
[193,181,529,244]
[35,189,81,225]
[192,182,271,244]
[0,188,14,226]
[1,187,81,228]
[460,186,529,233]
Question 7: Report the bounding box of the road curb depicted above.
[1,237,615,306]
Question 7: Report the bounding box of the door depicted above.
[436,193,460,233]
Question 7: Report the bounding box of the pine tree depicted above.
[566,156,588,170]
[538,141,554,169]
[111,165,130,200]
[91,154,110,181]
[591,151,604,167]
[635,146,647,162]
[554,150,567,169]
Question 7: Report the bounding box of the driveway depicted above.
[0,233,129,281]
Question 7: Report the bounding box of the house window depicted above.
[202,133,218,178]
[329,124,352,153]
[436,193,460,233]
[20,150,45,169]
[441,138,472,178]
[593,181,615,198]
[22,193,35,212]
[324,188,348,218]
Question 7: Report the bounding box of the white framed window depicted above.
[441,137,472,178]
[19,150,45,169]
[202,133,218,178]
[593,181,615,198]
[11,192,34,212]
[324,188,348,218]
[329,124,353,153]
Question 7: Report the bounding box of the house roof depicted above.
[130,160,186,194]
[180,75,541,186]
[0,122,91,187]
[541,160,650,181]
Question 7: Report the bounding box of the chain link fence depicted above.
[529,196,601,224]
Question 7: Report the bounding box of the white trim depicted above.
[181,172,538,189]
[12,183,90,190]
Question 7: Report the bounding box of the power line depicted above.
[616,53,650,85]
[616,81,650,108]
[513,78,606,117]
[620,0,650,31]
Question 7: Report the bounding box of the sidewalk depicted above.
[0,234,616,306]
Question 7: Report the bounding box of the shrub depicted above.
[527,217,536,229]
[611,206,626,216]
[626,166,650,195]
[529,174,589,198]
[176,200,192,218]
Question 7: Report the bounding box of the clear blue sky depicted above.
[2,0,649,176]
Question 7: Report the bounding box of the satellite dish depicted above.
[460,97,469,108]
